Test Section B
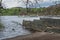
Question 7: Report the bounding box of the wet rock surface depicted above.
[23,18,60,33]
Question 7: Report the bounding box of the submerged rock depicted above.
[0,23,4,28]
[0,23,4,31]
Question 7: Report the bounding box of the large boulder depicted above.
[22,18,60,33]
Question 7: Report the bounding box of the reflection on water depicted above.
[0,16,40,40]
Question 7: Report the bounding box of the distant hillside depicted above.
[42,4,60,15]
[27,4,60,16]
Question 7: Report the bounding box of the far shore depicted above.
[1,15,60,17]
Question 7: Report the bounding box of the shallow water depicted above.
[0,16,40,40]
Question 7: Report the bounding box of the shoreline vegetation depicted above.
[0,4,60,16]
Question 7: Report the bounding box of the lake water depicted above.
[0,16,60,40]
[0,16,40,40]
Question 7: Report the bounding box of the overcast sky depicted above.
[2,0,60,8]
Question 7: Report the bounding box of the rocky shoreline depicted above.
[3,32,60,40]
[2,17,60,40]
[22,17,60,33]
